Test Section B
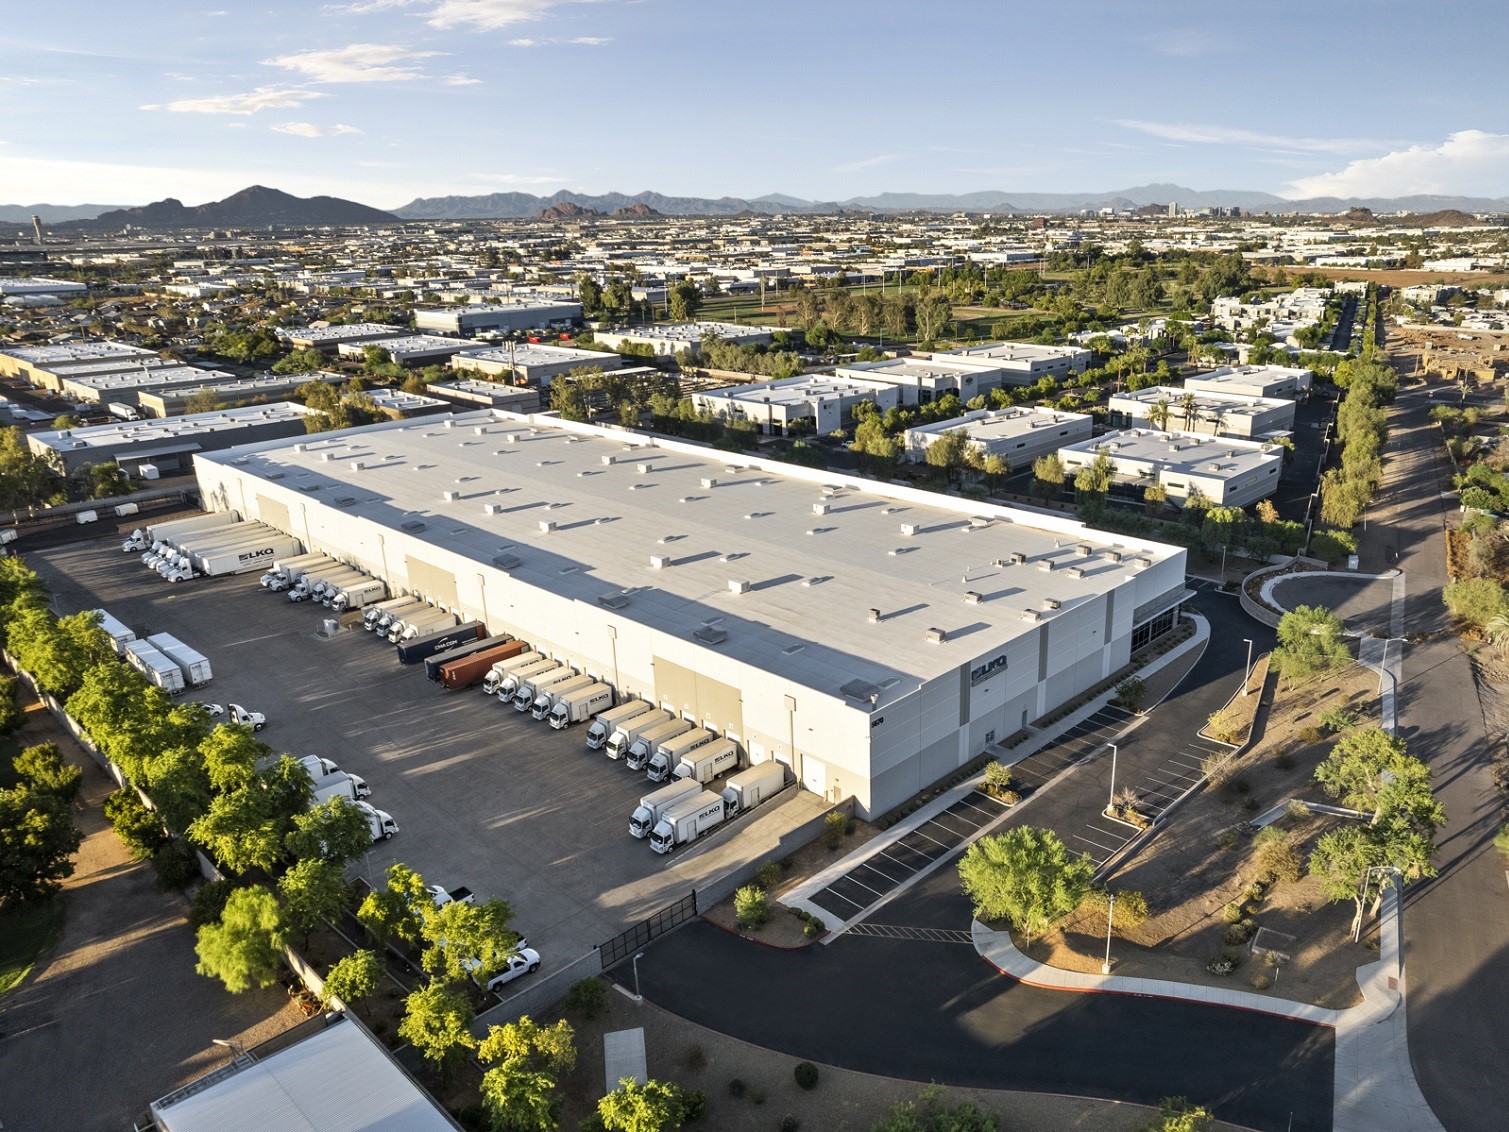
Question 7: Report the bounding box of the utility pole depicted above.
[1101,893,1116,975]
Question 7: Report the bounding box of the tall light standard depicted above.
[631,951,645,1002]
[1242,638,1254,696]
[1105,743,1118,818]
[1101,892,1116,975]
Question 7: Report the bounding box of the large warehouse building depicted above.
[194,412,1188,819]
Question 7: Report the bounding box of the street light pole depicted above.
[1101,893,1116,975]
[1106,743,1118,817]
[631,951,645,1002]
[1242,638,1254,696]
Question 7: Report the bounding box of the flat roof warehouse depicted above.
[198,410,1183,708]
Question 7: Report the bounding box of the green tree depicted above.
[141,742,212,834]
[1031,452,1067,499]
[1442,578,1509,630]
[321,948,384,1007]
[194,885,287,993]
[421,896,520,984]
[398,983,477,1077]
[187,758,311,875]
[278,857,348,948]
[1138,1096,1214,1132]
[0,785,82,908]
[103,787,166,859]
[914,293,954,342]
[1270,604,1350,685]
[576,273,604,316]
[357,861,428,949]
[668,280,701,321]
[13,742,82,802]
[0,426,63,508]
[272,347,326,375]
[286,797,375,865]
[957,826,1093,939]
[924,429,972,483]
[598,1077,687,1132]
[477,1016,577,1132]
[198,723,270,793]
[870,1084,998,1132]
[79,461,132,500]
[1072,452,1116,498]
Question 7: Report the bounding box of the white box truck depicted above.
[625,718,693,771]
[292,754,341,780]
[528,673,592,719]
[311,770,371,804]
[365,597,423,632]
[645,727,715,782]
[124,639,185,694]
[549,683,614,729]
[354,800,398,841]
[261,552,332,589]
[291,566,363,601]
[92,609,136,656]
[649,791,726,854]
[329,578,387,611]
[719,761,788,816]
[671,738,740,785]
[123,511,238,552]
[511,665,577,712]
[390,608,454,643]
[482,651,544,696]
[495,657,557,701]
[146,632,213,687]
[586,700,651,750]
[606,709,673,761]
[629,778,702,839]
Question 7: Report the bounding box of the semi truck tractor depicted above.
[585,701,650,750]
[649,791,726,854]
[481,651,544,696]
[511,666,577,712]
[670,738,740,785]
[328,578,388,611]
[629,778,701,839]
[122,511,238,552]
[365,597,423,632]
[529,673,593,719]
[645,728,715,782]
[494,657,556,701]
[124,640,185,694]
[92,609,136,656]
[166,535,303,581]
[719,761,788,816]
[354,800,398,841]
[438,640,527,690]
[548,683,614,729]
[146,633,213,687]
[395,621,485,665]
[423,634,515,682]
[625,718,693,771]
[292,567,364,602]
[605,709,673,761]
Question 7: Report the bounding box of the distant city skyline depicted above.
[2,0,1507,208]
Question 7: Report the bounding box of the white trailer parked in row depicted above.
[328,578,387,611]
[719,761,788,817]
[91,609,136,656]
[311,770,371,805]
[585,700,651,750]
[645,727,715,782]
[625,718,693,771]
[481,651,544,696]
[123,639,185,694]
[549,683,614,729]
[494,657,556,701]
[261,553,334,590]
[671,738,740,785]
[649,791,726,854]
[364,597,423,632]
[605,709,673,761]
[146,632,213,687]
[629,777,702,839]
[528,673,593,718]
[122,511,239,553]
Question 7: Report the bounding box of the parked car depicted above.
[477,947,541,994]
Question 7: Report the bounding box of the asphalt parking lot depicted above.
[26,524,828,981]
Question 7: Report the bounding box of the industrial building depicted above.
[59,365,238,410]
[1057,428,1284,508]
[137,372,346,418]
[194,410,1189,819]
[277,323,406,352]
[935,341,1092,384]
[834,356,1005,405]
[451,342,622,386]
[1107,385,1296,440]
[427,378,542,413]
[1182,364,1313,401]
[413,299,582,337]
[690,373,900,435]
[904,407,1093,466]
[336,335,479,367]
[360,388,450,419]
[0,341,159,384]
[593,321,777,357]
[0,276,88,298]
[30,403,315,477]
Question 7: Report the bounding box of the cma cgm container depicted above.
[437,640,529,690]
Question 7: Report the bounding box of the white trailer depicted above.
[292,567,364,602]
[310,770,371,805]
[606,709,673,761]
[549,683,615,729]
[122,511,238,552]
[481,651,544,696]
[124,639,185,694]
[494,657,557,701]
[511,666,577,712]
[389,607,454,643]
[528,673,593,719]
[719,761,788,816]
[671,738,740,785]
[169,534,303,581]
[262,553,336,589]
[328,577,387,611]
[645,727,716,782]
[364,596,423,631]
[146,632,213,687]
[649,791,726,854]
[629,778,702,838]
[585,700,651,750]
[92,609,136,656]
[625,718,693,771]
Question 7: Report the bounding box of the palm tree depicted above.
[1147,398,1171,432]
[1178,393,1198,431]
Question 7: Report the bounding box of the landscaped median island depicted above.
[961,606,1443,1012]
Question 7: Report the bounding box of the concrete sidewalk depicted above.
[973,883,1444,1132]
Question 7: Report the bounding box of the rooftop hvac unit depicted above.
[1021,609,1042,622]
[538,519,556,533]
[443,419,455,429]
[1107,550,1124,563]
[1065,566,1085,579]
[473,426,487,435]
[1038,559,1055,572]
[601,454,616,465]
[333,495,356,507]
[812,502,829,515]
[599,592,629,610]
[867,607,881,623]
[926,627,948,645]
[320,452,334,462]
[504,433,518,443]
[350,461,364,471]
[293,443,306,453]
[728,579,750,595]
[1041,597,1062,611]
[483,503,502,515]
[443,490,459,502]
[701,477,717,489]
[963,591,983,604]
[901,523,919,537]
[401,520,426,532]
[492,551,520,569]
[1134,556,1152,569]
[694,625,728,645]
[637,463,652,475]
[649,554,669,569]
[1009,551,1027,564]
[1075,543,1092,557]
[969,516,992,529]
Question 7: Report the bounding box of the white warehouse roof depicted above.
[199,411,1184,706]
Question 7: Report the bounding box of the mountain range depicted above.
[4,184,1507,229]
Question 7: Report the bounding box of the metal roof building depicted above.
[413,300,582,337]
[1058,428,1284,508]
[934,342,1092,385]
[195,410,1188,818]
[904,407,1093,466]
[452,342,623,386]
[137,372,347,418]
[30,402,315,475]
[0,341,159,384]
[277,323,407,352]
[1107,385,1296,440]
[1182,364,1313,401]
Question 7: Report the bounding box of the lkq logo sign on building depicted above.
[970,653,1008,686]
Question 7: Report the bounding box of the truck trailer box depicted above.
[177,523,279,558]
[629,777,702,838]
[186,535,303,579]
[671,737,740,785]
[646,727,716,782]
[495,657,557,700]
[719,761,788,816]
[365,597,423,630]
[511,665,577,712]
[586,700,650,750]
[625,718,693,770]
[125,511,238,551]
[328,578,388,611]
[437,640,527,690]
[146,632,213,687]
[605,709,673,761]
[481,651,544,696]
[262,553,334,588]
[423,633,515,682]
[124,639,186,694]
[310,770,369,805]
[530,673,594,718]
[395,621,485,665]
[92,609,137,656]
[649,791,726,854]
[388,608,453,643]
[549,682,614,729]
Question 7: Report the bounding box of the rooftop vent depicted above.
[483,503,502,516]
[694,625,728,645]
[401,520,426,533]
[598,592,629,610]
[349,461,364,471]
[728,579,750,595]
[1065,566,1085,579]
[901,523,919,537]
[1009,551,1027,564]
[649,554,669,569]
[867,607,881,623]
[333,495,356,507]
[1042,598,1061,610]
[963,591,983,604]
[1038,559,1055,572]
[442,490,459,502]
[1021,609,1042,622]
[538,520,556,534]
[926,627,948,645]
[700,476,717,489]
[812,502,829,515]
[969,516,992,529]
[492,552,520,569]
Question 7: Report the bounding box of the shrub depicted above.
[1298,725,1324,745]
[756,861,782,890]
[794,1062,819,1090]
[679,1089,706,1122]
[1206,953,1239,976]
[802,920,821,939]
[748,1085,766,1105]
[735,885,769,929]
[823,810,847,850]
[1253,827,1303,885]
[728,1079,746,1099]
[104,788,166,859]
[152,839,202,890]
[1496,822,1509,861]
[1201,750,1236,786]
[1251,973,1272,990]
[1241,796,1258,812]
[1443,577,1509,630]
[1232,778,1251,795]
[1320,706,1358,733]
[1217,827,1241,851]
[1274,751,1296,771]
[1222,902,1244,924]
[1113,676,1147,711]
[0,674,21,734]
[188,879,236,928]
[1082,888,1150,932]
[565,976,607,1020]
[1284,799,1311,825]
[14,742,83,802]
[1243,881,1265,904]
[982,761,1013,795]
[1224,920,1255,945]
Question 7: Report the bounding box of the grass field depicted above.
[0,899,65,997]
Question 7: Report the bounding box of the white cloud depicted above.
[1138,30,1226,57]
[508,34,610,46]
[426,0,597,31]
[1284,130,1509,199]
[442,72,482,85]
[835,153,901,173]
[468,171,563,184]
[145,87,324,114]
[1116,119,1382,156]
[264,43,440,83]
[271,121,364,137]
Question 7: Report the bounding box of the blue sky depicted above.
[2,0,1507,207]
